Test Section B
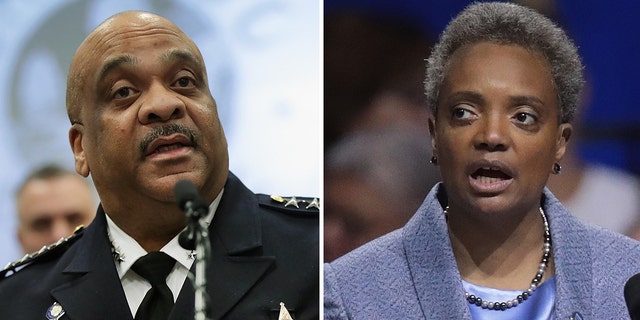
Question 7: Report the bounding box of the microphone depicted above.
[174,180,209,250]
[625,273,640,319]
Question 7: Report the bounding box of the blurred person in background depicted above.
[324,0,440,262]
[324,2,435,149]
[15,163,96,253]
[324,128,440,262]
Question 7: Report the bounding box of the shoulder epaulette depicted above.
[257,194,320,216]
[0,225,85,279]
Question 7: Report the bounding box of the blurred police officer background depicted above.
[15,164,96,253]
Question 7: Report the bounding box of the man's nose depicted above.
[138,83,186,124]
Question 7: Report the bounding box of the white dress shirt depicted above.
[106,190,222,317]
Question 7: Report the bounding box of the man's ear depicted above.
[555,123,573,161]
[69,124,90,177]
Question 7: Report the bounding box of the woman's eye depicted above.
[515,112,536,125]
[453,108,474,120]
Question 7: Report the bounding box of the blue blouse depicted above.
[462,276,556,320]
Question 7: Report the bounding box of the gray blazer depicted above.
[325,184,640,319]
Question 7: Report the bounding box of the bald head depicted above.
[66,11,206,125]
[65,9,228,238]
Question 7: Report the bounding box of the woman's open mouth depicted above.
[468,161,514,194]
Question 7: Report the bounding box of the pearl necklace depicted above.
[448,206,551,311]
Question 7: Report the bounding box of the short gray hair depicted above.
[424,2,584,123]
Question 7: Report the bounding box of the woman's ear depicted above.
[428,116,438,154]
[555,123,573,161]
[69,124,90,177]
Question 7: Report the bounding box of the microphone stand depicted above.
[175,180,212,320]
[182,202,212,320]
[193,211,211,320]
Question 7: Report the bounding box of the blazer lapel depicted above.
[50,206,133,320]
[404,184,470,319]
[173,173,275,320]
[543,190,593,318]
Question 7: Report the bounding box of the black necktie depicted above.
[131,251,176,320]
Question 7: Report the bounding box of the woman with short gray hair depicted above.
[324,2,640,319]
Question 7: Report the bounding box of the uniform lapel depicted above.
[172,173,275,320]
[50,206,133,320]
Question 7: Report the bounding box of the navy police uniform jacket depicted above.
[0,172,319,319]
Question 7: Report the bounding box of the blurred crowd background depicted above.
[0,0,320,264]
[324,0,640,261]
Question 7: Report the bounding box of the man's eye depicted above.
[31,219,51,232]
[113,87,132,99]
[176,77,193,87]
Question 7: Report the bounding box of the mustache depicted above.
[139,123,198,154]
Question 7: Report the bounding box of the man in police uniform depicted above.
[0,11,318,320]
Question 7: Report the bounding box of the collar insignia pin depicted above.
[46,302,65,320]
[278,302,294,320]
[111,246,124,264]
[284,196,299,208]
[305,198,320,210]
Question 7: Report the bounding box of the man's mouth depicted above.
[140,123,198,157]
[144,134,194,159]
[153,142,187,154]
